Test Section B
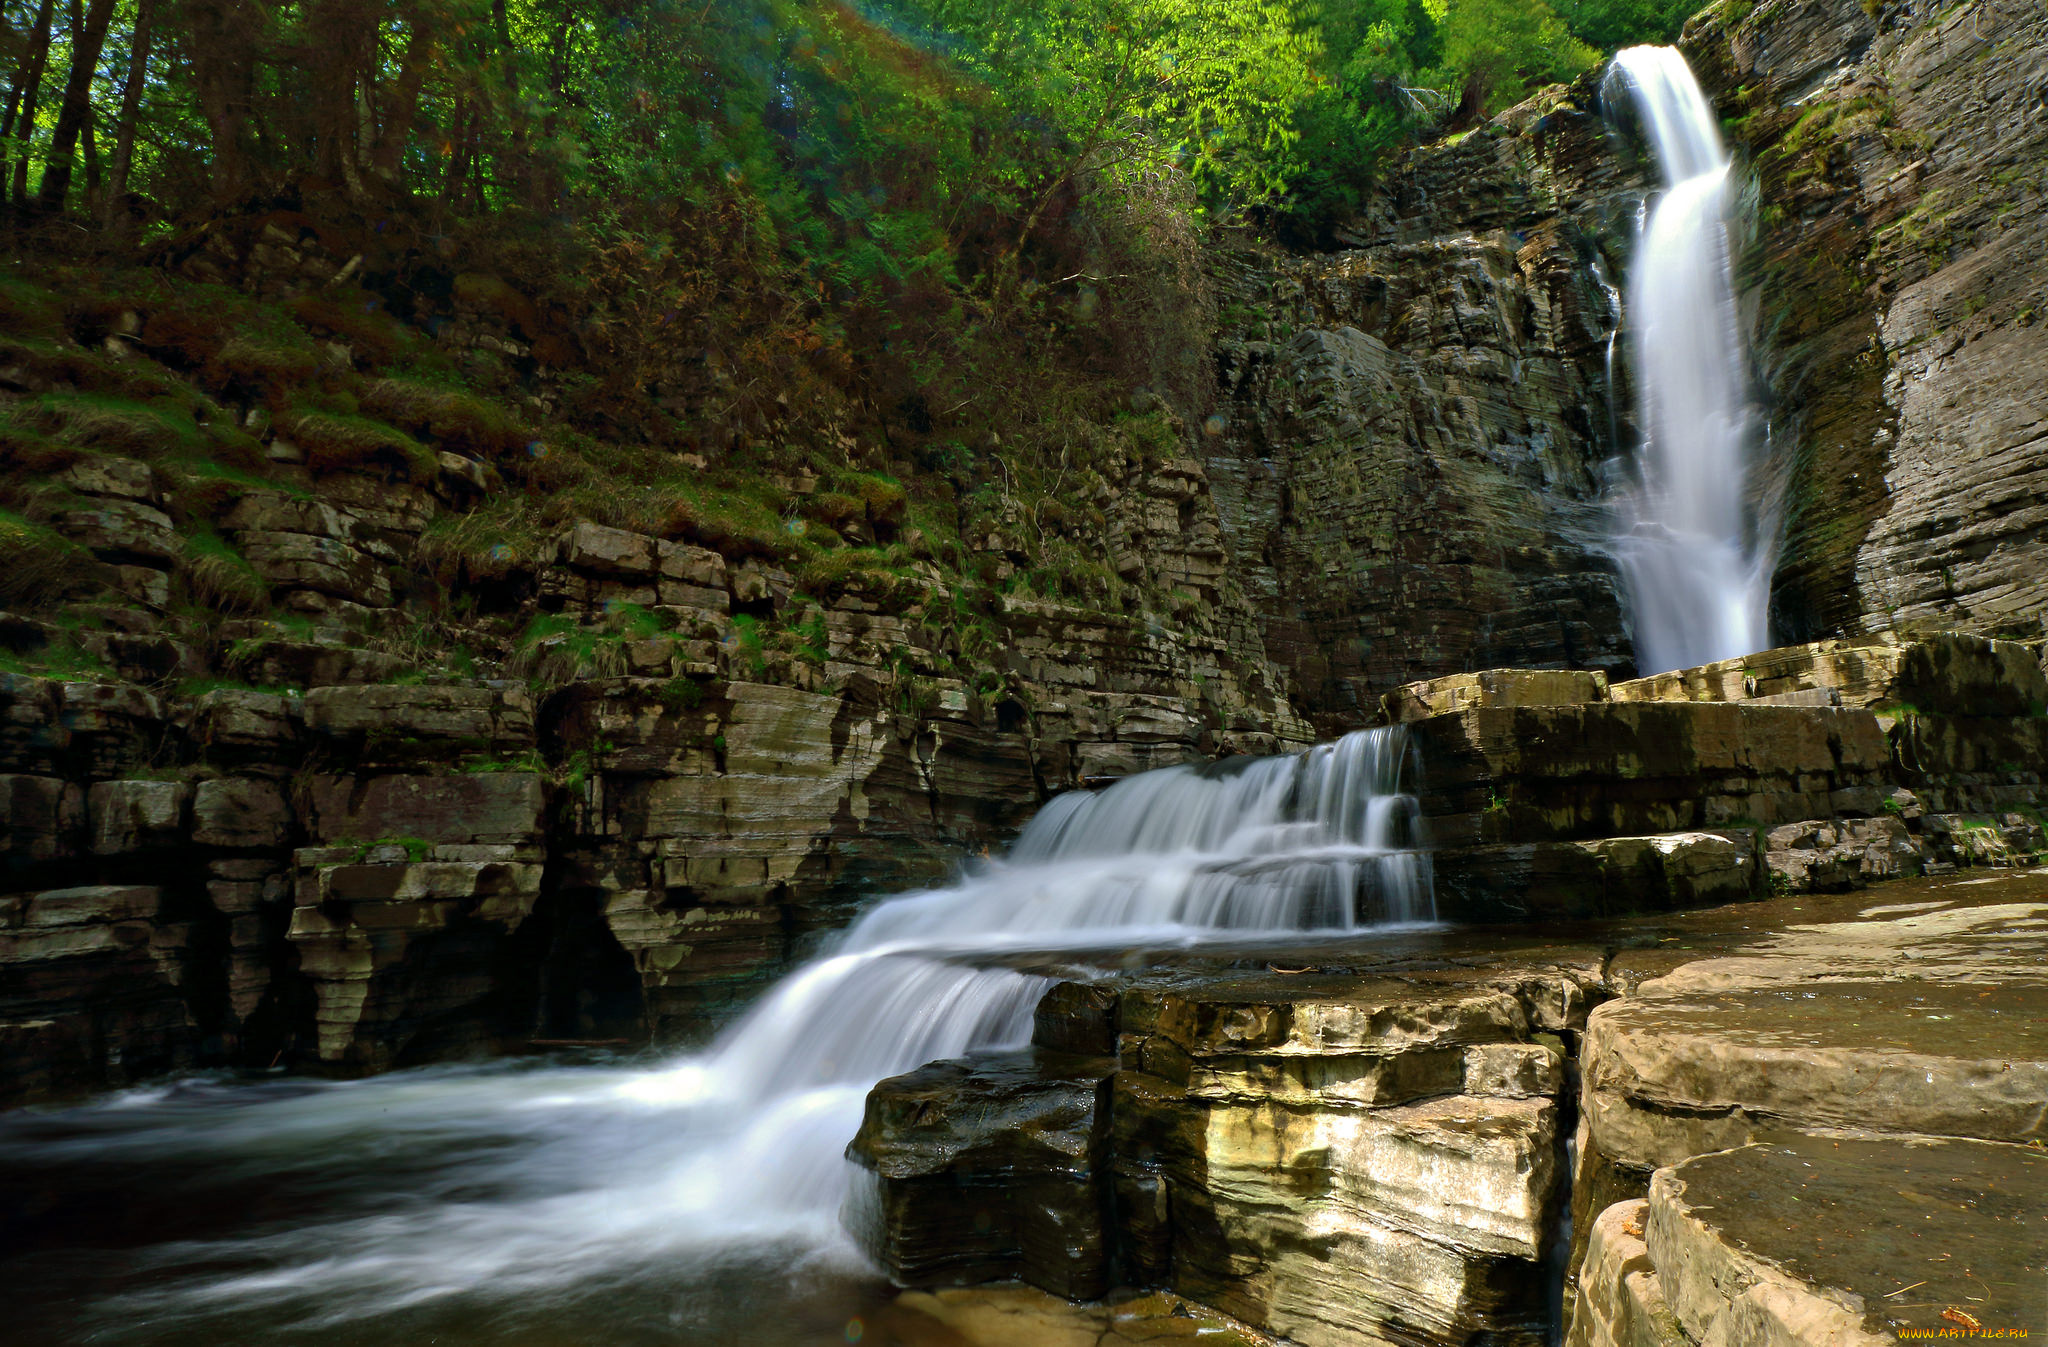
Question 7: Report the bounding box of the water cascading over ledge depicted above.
[1603,46,1777,676]
[0,728,1431,1337]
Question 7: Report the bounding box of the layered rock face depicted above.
[851,944,1603,1347]
[1205,98,1645,729]
[849,877,2048,1347]
[2,436,1321,1100]
[1200,0,2048,729]
[1683,0,2048,644]
[1399,632,2048,921]
[844,632,2048,1346]
[0,632,1298,1100]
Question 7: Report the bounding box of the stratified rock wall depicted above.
[1207,97,1647,728]
[851,956,1606,1347]
[1684,0,2048,642]
[849,868,2048,1347]
[1208,0,2048,726]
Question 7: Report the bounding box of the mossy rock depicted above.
[359,376,529,459]
[27,392,203,458]
[288,409,437,480]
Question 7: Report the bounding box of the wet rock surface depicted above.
[850,873,2048,1347]
[1570,872,2048,1343]
[1574,1138,2047,1347]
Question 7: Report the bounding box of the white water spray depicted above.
[1604,46,1773,675]
[1,729,1430,1334]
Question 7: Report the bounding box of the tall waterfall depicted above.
[1604,46,1773,675]
[2,729,1430,1334]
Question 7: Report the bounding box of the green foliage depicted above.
[352,837,437,863]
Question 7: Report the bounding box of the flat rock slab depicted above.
[1650,1137,2047,1345]
[890,1286,1274,1346]
[1585,978,2048,1167]
[1584,898,2048,1170]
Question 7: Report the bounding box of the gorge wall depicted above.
[1204,0,2048,731]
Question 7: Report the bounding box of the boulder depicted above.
[849,1049,1117,1301]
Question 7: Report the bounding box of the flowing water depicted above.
[1604,46,1774,675]
[1,729,1431,1344]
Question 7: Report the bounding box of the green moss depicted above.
[209,334,325,387]
[0,639,116,682]
[659,675,707,710]
[286,293,415,367]
[462,748,548,774]
[0,274,66,339]
[25,392,204,458]
[352,836,435,863]
[728,613,769,678]
[359,376,530,460]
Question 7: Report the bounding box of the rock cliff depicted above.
[1205,94,1645,730]
[1198,0,2048,729]
[1684,0,2048,645]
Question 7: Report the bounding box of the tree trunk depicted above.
[304,0,374,194]
[6,0,56,207]
[36,0,116,211]
[492,0,526,202]
[100,0,151,224]
[441,97,472,204]
[182,0,260,203]
[80,84,96,203]
[371,20,431,183]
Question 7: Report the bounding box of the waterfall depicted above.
[1604,46,1773,675]
[2,728,1431,1334]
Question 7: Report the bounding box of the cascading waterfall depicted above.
[1604,46,1774,675]
[0,728,1430,1336]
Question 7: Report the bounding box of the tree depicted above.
[5,0,56,207]
[100,0,154,223]
[37,0,118,211]
[1434,0,1597,116]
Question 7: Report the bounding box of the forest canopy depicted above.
[0,0,1700,484]
[3,0,1698,237]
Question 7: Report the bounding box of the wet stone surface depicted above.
[1655,1136,2047,1342]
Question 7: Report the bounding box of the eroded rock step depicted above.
[852,937,1613,1347]
[853,880,2048,1347]
[1577,897,2048,1219]
[1573,1137,2046,1347]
